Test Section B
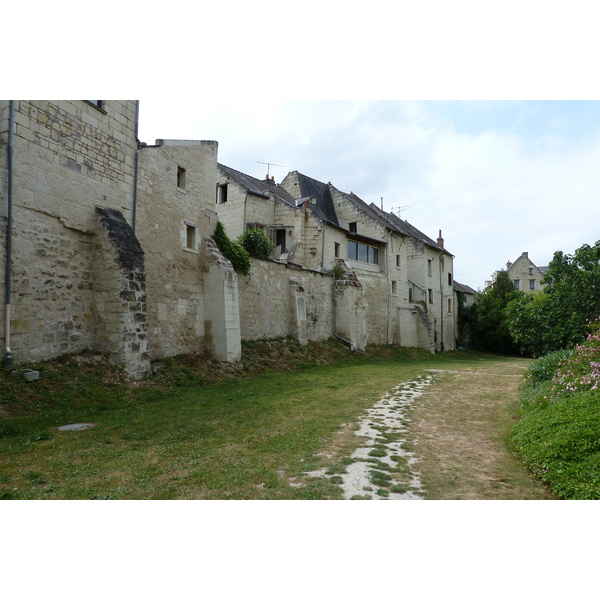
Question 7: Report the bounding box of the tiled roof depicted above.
[294,172,339,226]
[453,281,478,295]
[218,164,296,206]
[368,203,453,256]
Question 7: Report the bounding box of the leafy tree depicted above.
[507,240,600,356]
[213,221,251,276]
[470,270,522,354]
[238,227,275,259]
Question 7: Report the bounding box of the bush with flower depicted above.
[513,317,600,499]
[549,317,600,398]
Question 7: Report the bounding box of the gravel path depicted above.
[305,374,436,499]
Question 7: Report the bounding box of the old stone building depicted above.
[1,101,240,377]
[2,99,461,378]
[216,165,457,352]
[0,100,150,377]
[485,251,548,292]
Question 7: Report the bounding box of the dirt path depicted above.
[408,359,554,500]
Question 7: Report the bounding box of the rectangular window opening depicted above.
[185,222,198,252]
[177,166,186,189]
[428,289,433,304]
[448,298,452,313]
[529,279,536,290]
[334,242,340,258]
[347,240,379,265]
[392,281,397,295]
[216,183,228,204]
[348,222,357,233]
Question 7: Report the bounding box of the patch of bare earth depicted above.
[407,360,554,500]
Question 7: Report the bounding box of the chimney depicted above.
[437,229,444,249]
[507,261,512,269]
[522,251,528,259]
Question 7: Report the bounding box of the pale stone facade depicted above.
[135,140,240,362]
[0,100,144,373]
[485,251,548,292]
[217,166,456,352]
[1,101,240,377]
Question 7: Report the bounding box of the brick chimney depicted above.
[437,229,444,249]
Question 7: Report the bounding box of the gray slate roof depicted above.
[453,281,478,295]
[218,164,297,207]
[293,172,339,226]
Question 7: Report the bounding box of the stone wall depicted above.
[135,140,227,359]
[93,208,150,379]
[238,259,334,343]
[0,101,138,365]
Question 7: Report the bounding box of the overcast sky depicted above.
[137,100,600,290]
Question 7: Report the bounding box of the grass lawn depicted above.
[0,341,490,500]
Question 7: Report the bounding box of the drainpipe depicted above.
[386,229,393,345]
[132,100,141,234]
[320,219,326,271]
[3,101,15,368]
[439,253,444,352]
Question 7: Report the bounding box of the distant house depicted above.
[485,251,548,292]
[453,281,477,347]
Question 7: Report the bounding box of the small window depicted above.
[529,267,533,275]
[529,279,536,290]
[448,272,452,286]
[409,288,413,302]
[86,100,104,110]
[513,279,521,290]
[177,166,186,189]
[448,298,452,313]
[392,281,397,295]
[428,289,433,304]
[428,259,432,276]
[334,242,340,258]
[348,222,357,233]
[276,229,286,253]
[216,183,228,204]
[184,222,199,253]
[396,255,401,268]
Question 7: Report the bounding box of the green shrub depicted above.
[213,221,251,276]
[525,349,574,386]
[238,227,274,259]
[512,389,600,499]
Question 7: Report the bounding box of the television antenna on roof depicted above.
[257,161,286,178]
[391,206,410,217]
